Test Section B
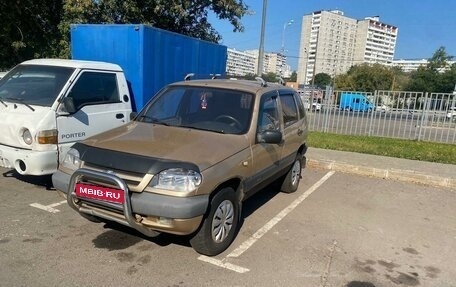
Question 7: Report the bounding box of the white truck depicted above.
[0,59,132,175]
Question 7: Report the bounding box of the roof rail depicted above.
[276,77,286,86]
[184,73,195,81]
[210,73,221,79]
[255,77,267,87]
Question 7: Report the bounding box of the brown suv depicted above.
[52,77,308,256]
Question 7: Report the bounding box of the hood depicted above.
[0,104,54,148]
[82,122,250,171]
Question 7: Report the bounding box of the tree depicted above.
[289,71,297,82]
[0,0,64,68]
[1,0,249,67]
[57,0,249,58]
[313,73,331,87]
[262,72,279,83]
[406,46,455,93]
[334,63,394,92]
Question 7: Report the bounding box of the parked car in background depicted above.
[447,107,456,121]
[312,99,322,112]
[53,77,309,256]
[376,104,391,112]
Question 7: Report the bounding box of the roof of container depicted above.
[20,58,123,71]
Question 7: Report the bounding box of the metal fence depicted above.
[301,88,456,144]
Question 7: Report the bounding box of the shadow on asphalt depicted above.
[2,169,54,190]
[88,182,282,253]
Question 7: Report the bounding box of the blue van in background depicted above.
[340,92,374,112]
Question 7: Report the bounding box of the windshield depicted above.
[0,64,75,107]
[136,86,254,135]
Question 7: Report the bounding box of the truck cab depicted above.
[0,59,132,175]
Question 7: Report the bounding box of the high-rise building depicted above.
[297,10,398,85]
[226,48,256,76]
[355,16,398,65]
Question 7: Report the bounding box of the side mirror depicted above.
[130,112,138,120]
[257,130,283,144]
[62,97,76,114]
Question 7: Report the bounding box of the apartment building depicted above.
[355,16,397,64]
[227,49,292,77]
[226,48,256,76]
[392,59,456,73]
[297,10,398,85]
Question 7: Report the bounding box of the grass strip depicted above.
[307,132,456,165]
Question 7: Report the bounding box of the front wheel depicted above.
[190,187,240,256]
[280,153,303,193]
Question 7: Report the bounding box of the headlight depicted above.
[22,129,33,145]
[150,168,202,192]
[61,148,81,171]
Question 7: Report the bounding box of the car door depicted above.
[278,89,306,169]
[245,90,283,194]
[56,70,131,164]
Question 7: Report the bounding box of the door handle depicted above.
[116,113,125,119]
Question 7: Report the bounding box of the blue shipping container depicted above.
[71,24,227,111]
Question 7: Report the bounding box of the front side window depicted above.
[257,92,280,133]
[0,64,74,107]
[68,72,119,110]
[137,86,253,135]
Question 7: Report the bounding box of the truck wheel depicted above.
[190,187,240,256]
[280,153,302,193]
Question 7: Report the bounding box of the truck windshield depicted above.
[0,64,75,107]
[137,86,254,135]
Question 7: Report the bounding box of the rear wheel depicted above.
[280,153,303,193]
[190,187,240,256]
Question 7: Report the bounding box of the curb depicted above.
[306,158,456,190]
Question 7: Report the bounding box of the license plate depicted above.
[75,183,124,204]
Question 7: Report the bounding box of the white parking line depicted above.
[197,256,250,273]
[198,171,335,273]
[30,200,67,213]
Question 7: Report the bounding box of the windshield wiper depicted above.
[0,98,7,107]
[136,115,169,126]
[179,124,225,134]
[5,97,35,111]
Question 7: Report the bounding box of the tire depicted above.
[280,153,303,193]
[190,187,240,256]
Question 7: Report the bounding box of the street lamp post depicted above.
[281,20,294,54]
[280,20,293,77]
[257,0,267,76]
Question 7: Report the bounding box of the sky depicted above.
[209,0,456,71]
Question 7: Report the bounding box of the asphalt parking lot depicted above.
[0,166,455,287]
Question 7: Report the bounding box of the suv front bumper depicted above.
[53,168,209,236]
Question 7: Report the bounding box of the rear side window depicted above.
[294,92,306,119]
[279,91,298,127]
